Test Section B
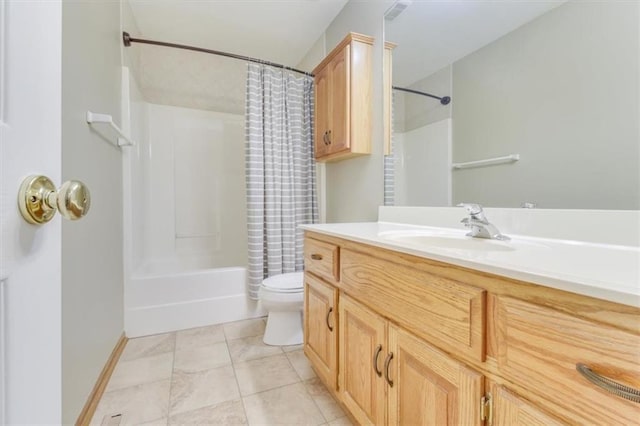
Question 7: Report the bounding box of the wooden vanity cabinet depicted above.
[338,294,387,425]
[313,32,373,162]
[303,237,340,391]
[338,293,484,426]
[340,248,486,363]
[387,322,484,426]
[303,273,338,390]
[490,383,564,426]
[302,232,640,425]
[495,295,640,425]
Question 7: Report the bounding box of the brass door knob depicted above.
[18,175,91,224]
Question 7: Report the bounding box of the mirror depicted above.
[384,1,639,209]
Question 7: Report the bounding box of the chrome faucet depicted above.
[457,203,510,241]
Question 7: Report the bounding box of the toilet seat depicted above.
[261,271,303,293]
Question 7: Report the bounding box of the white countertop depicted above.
[301,221,640,308]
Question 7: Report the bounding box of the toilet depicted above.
[259,271,304,346]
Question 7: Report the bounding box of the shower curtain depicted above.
[384,91,396,206]
[245,63,318,299]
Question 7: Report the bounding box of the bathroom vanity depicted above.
[301,218,640,425]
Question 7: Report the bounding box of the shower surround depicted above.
[122,68,264,337]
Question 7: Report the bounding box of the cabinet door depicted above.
[327,44,350,154]
[339,295,386,425]
[387,325,484,426]
[303,273,337,389]
[492,384,564,426]
[314,65,330,159]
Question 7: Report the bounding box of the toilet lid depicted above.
[262,272,304,292]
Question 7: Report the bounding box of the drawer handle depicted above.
[384,352,394,387]
[326,307,334,332]
[576,363,640,403]
[310,254,323,261]
[373,344,383,377]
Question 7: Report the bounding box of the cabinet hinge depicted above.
[480,393,493,426]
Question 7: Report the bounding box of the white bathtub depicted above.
[125,264,265,337]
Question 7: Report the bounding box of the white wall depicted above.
[297,34,326,73]
[452,1,639,209]
[319,1,394,223]
[61,1,124,423]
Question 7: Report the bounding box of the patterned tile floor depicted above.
[91,318,352,426]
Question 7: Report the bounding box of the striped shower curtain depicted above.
[244,63,318,299]
[384,91,396,206]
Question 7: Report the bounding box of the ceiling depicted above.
[128,0,349,68]
[386,1,566,87]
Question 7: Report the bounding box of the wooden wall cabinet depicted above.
[303,232,640,425]
[313,33,373,162]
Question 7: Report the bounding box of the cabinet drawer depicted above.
[304,238,339,283]
[340,249,486,362]
[496,296,640,425]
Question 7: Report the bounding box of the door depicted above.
[339,295,386,425]
[327,44,350,154]
[303,273,337,389]
[0,2,63,424]
[313,65,330,159]
[387,324,484,426]
[491,383,564,426]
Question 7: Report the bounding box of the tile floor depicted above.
[91,318,352,426]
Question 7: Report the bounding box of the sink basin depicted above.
[378,229,516,252]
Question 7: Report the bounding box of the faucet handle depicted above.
[457,203,483,215]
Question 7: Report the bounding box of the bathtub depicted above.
[125,263,266,337]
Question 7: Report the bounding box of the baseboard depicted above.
[75,333,128,426]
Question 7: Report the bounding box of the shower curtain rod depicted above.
[393,86,451,105]
[122,31,314,77]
